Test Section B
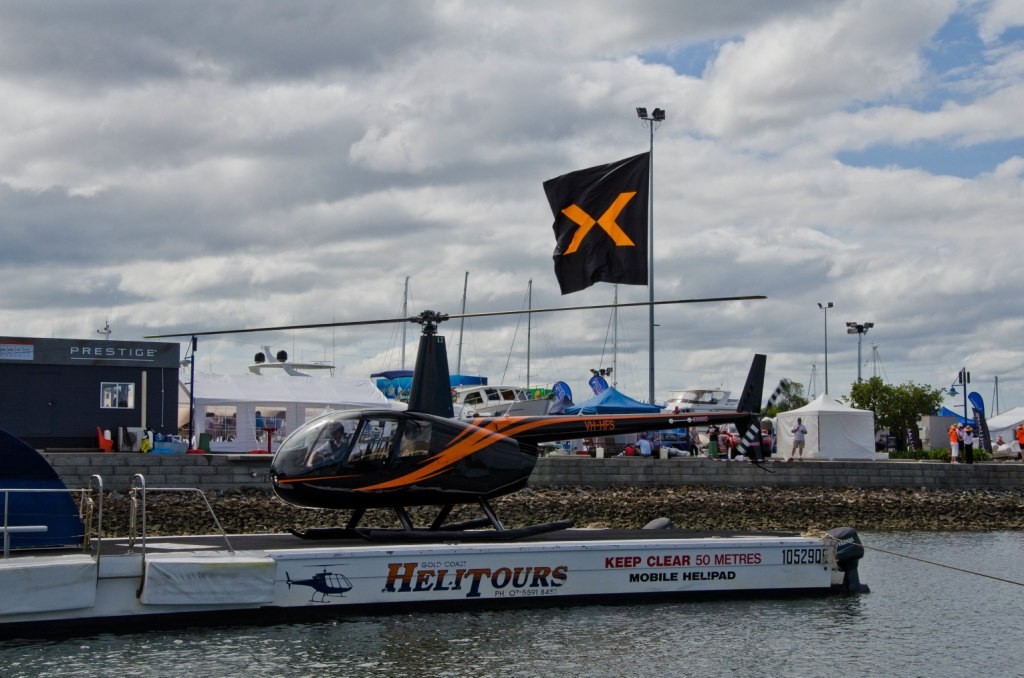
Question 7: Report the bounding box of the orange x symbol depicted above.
[560,192,637,254]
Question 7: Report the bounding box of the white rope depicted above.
[806,529,1024,588]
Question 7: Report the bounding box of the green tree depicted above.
[766,380,809,416]
[848,377,945,448]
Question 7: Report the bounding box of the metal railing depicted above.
[2,475,104,559]
[127,473,235,598]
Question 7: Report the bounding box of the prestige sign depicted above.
[0,336,180,368]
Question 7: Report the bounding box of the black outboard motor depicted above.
[827,527,870,594]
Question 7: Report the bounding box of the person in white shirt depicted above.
[637,434,652,457]
[962,425,975,464]
[791,417,808,461]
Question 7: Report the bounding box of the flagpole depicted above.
[636,107,665,404]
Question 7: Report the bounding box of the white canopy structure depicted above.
[180,372,402,453]
[987,406,1024,443]
[776,394,875,460]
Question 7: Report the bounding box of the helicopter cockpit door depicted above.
[351,417,400,463]
[351,417,433,467]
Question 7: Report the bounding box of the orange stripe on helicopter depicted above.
[356,416,627,492]
[276,473,359,485]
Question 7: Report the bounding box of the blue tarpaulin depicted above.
[0,428,84,549]
[563,387,662,415]
[937,406,973,426]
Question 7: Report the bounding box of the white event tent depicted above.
[775,394,875,460]
[987,406,1024,444]
[180,373,402,453]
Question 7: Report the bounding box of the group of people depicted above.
[993,423,1024,460]
[617,433,654,457]
[948,423,976,464]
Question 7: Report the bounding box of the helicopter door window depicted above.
[352,418,400,464]
[398,420,432,459]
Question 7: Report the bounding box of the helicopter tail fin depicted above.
[734,354,766,415]
[732,355,767,460]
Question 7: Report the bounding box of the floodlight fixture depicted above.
[652,108,665,121]
[846,321,874,382]
[636,107,648,118]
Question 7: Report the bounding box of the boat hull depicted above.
[0,529,852,638]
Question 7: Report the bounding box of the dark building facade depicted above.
[0,336,180,450]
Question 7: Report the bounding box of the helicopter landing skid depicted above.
[288,518,494,541]
[289,527,363,540]
[354,519,575,543]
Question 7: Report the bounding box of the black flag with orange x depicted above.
[544,152,649,295]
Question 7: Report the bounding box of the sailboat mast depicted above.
[456,271,468,375]
[401,276,409,370]
[527,279,532,391]
[993,376,1000,416]
[613,285,618,387]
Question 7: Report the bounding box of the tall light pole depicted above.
[949,367,970,425]
[845,321,874,382]
[817,302,833,394]
[636,106,664,404]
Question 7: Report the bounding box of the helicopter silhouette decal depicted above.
[286,566,354,603]
[149,296,766,540]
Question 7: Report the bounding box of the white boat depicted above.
[247,346,335,376]
[662,388,739,414]
[452,384,552,418]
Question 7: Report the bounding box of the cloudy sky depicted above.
[2,0,1022,415]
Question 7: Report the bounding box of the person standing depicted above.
[637,433,652,457]
[949,425,960,463]
[706,423,720,459]
[1015,424,1024,458]
[790,417,808,461]
[962,425,975,464]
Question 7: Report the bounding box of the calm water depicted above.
[2,531,1023,677]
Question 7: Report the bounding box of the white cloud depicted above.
[0,0,1022,410]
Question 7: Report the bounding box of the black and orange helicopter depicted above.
[149,296,766,540]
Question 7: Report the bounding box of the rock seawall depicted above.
[100,486,1024,537]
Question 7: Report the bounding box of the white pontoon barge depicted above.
[1,475,867,638]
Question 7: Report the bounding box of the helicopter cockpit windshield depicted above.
[273,410,433,476]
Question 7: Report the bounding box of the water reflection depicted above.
[2,532,1023,677]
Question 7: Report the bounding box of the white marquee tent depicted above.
[775,394,875,460]
[180,373,402,453]
[987,406,1024,443]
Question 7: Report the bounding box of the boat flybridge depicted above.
[662,389,739,414]
[451,384,553,418]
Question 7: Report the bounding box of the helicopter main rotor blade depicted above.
[444,295,766,321]
[144,295,765,339]
[145,315,417,338]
